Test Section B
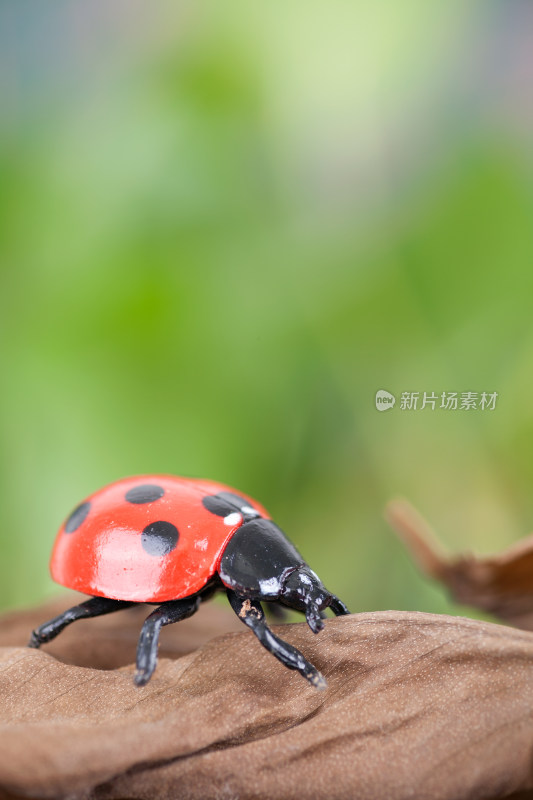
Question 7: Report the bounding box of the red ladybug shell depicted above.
[50,475,270,602]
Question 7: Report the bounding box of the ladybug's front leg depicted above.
[134,596,200,687]
[226,589,326,690]
[329,595,350,616]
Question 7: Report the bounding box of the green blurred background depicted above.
[1,1,533,619]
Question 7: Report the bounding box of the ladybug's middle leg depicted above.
[226,589,326,690]
[28,597,134,648]
[135,596,200,687]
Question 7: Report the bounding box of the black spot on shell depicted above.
[125,484,165,504]
[141,520,179,557]
[202,492,254,517]
[64,501,91,533]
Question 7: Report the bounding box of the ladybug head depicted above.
[281,567,331,634]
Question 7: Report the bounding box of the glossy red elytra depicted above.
[30,475,349,688]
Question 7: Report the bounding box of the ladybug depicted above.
[29,475,349,688]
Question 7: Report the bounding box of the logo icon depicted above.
[375,390,396,411]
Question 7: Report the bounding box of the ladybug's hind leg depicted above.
[135,596,200,687]
[226,589,326,690]
[28,597,134,648]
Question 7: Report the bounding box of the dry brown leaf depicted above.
[386,498,533,630]
[1,599,533,799]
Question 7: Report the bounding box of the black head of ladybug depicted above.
[217,515,346,633]
[281,568,331,633]
[29,476,350,691]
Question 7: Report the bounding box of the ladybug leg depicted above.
[28,597,134,648]
[226,589,326,690]
[329,595,350,616]
[135,597,200,687]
